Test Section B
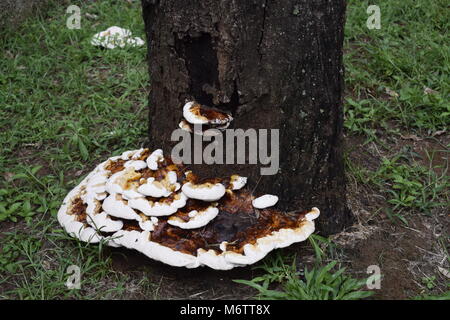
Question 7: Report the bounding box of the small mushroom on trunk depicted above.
[179,101,233,136]
[183,101,232,125]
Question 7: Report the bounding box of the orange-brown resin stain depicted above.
[121,219,142,232]
[136,149,150,160]
[149,190,308,256]
[140,157,185,182]
[70,196,88,223]
[105,159,126,174]
[169,199,214,222]
[191,103,230,123]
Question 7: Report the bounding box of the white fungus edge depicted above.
[167,206,219,229]
[181,182,226,202]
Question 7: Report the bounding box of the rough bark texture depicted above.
[142,0,353,235]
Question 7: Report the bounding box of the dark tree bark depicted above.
[142,0,353,235]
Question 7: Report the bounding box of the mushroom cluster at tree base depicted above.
[57,148,320,270]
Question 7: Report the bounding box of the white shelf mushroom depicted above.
[128,192,187,216]
[110,229,142,249]
[181,182,226,202]
[137,171,180,197]
[105,171,127,194]
[78,227,103,243]
[168,206,219,229]
[122,188,145,200]
[138,177,172,198]
[183,101,209,124]
[124,160,147,171]
[137,235,201,269]
[178,120,228,136]
[179,101,233,131]
[64,220,85,236]
[146,149,164,170]
[138,216,158,232]
[120,150,136,160]
[57,148,321,270]
[229,175,247,190]
[102,193,140,220]
[130,148,147,160]
[87,211,123,233]
[252,194,279,209]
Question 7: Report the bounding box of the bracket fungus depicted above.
[58,148,320,270]
[179,101,233,136]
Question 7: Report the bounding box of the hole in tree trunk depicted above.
[174,33,240,115]
[174,33,218,107]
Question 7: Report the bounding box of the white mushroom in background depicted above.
[183,101,233,125]
[91,26,144,49]
[305,207,320,221]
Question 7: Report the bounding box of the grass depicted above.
[235,237,375,300]
[0,0,150,299]
[0,0,449,300]
[344,0,449,135]
[346,150,449,225]
[343,0,449,226]
[371,154,449,223]
[0,0,148,222]
[414,288,450,300]
[0,230,125,299]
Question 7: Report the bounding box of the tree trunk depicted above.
[142,0,353,235]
